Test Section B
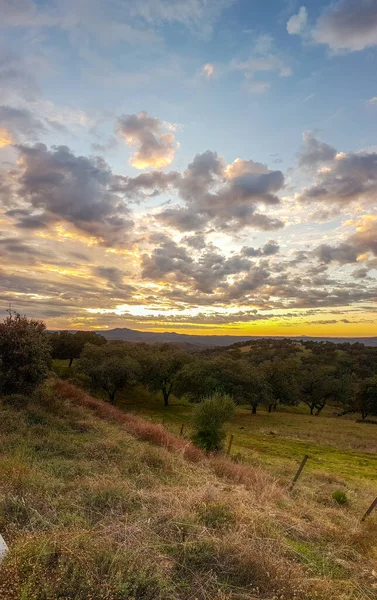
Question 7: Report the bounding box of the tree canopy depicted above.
[0,311,51,396]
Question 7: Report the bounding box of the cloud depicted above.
[113,170,180,199]
[287,6,308,35]
[314,216,377,266]
[231,34,292,93]
[241,240,280,257]
[0,0,234,42]
[203,63,215,77]
[5,143,134,245]
[141,237,254,294]
[314,243,358,265]
[225,157,270,178]
[0,106,46,143]
[155,151,285,232]
[0,128,12,148]
[296,138,377,207]
[297,131,337,169]
[117,111,178,170]
[368,97,377,105]
[312,0,377,52]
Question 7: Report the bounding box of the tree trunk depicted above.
[268,404,272,413]
[362,410,368,420]
[252,405,257,414]
[109,390,116,404]
[163,390,169,406]
[309,405,314,415]
[69,357,74,367]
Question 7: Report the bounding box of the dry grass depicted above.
[0,380,376,599]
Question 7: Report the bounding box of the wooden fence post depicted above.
[179,423,185,437]
[226,434,234,456]
[361,496,377,522]
[288,455,309,492]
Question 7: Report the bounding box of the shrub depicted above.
[332,490,348,506]
[191,394,235,452]
[0,311,51,396]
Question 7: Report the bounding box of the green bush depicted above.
[332,490,348,506]
[191,394,235,452]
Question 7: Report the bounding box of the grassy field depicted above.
[114,386,377,490]
[1,378,377,599]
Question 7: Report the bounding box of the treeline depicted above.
[50,329,377,420]
[1,311,377,421]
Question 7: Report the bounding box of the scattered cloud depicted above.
[312,0,377,52]
[287,6,308,35]
[231,34,292,93]
[117,111,179,170]
[4,143,134,245]
[296,137,377,207]
[155,151,285,232]
[203,63,215,77]
[297,131,336,169]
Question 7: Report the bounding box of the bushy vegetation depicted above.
[3,310,377,423]
[0,311,51,396]
[78,343,140,403]
[191,394,235,451]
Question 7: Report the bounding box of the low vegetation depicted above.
[1,380,377,599]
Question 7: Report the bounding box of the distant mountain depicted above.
[99,327,377,348]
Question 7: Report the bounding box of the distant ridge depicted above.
[98,327,377,348]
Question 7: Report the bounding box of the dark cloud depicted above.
[0,105,46,142]
[313,0,377,52]
[117,111,177,169]
[314,243,359,265]
[7,143,134,245]
[352,267,370,279]
[157,206,208,231]
[141,238,254,294]
[313,217,377,267]
[297,132,336,169]
[113,170,180,199]
[242,240,280,257]
[298,148,377,206]
[155,150,285,232]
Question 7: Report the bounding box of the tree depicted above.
[0,311,51,396]
[355,376,377,420]
[175,357,228,402]
[78,343,140,404]
[139,345,191,406]
[50,331,106,367]
[191,394,235,452]
[299,366,340,415]
[262,359,300,412]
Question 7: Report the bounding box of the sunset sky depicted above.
[1,0,377,335]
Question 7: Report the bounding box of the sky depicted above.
[1,0,377,336]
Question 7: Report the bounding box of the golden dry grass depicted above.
[0,380,376,599]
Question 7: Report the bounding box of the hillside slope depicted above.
[0,381,376,600]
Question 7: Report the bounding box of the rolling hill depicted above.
[99,327,377,348]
